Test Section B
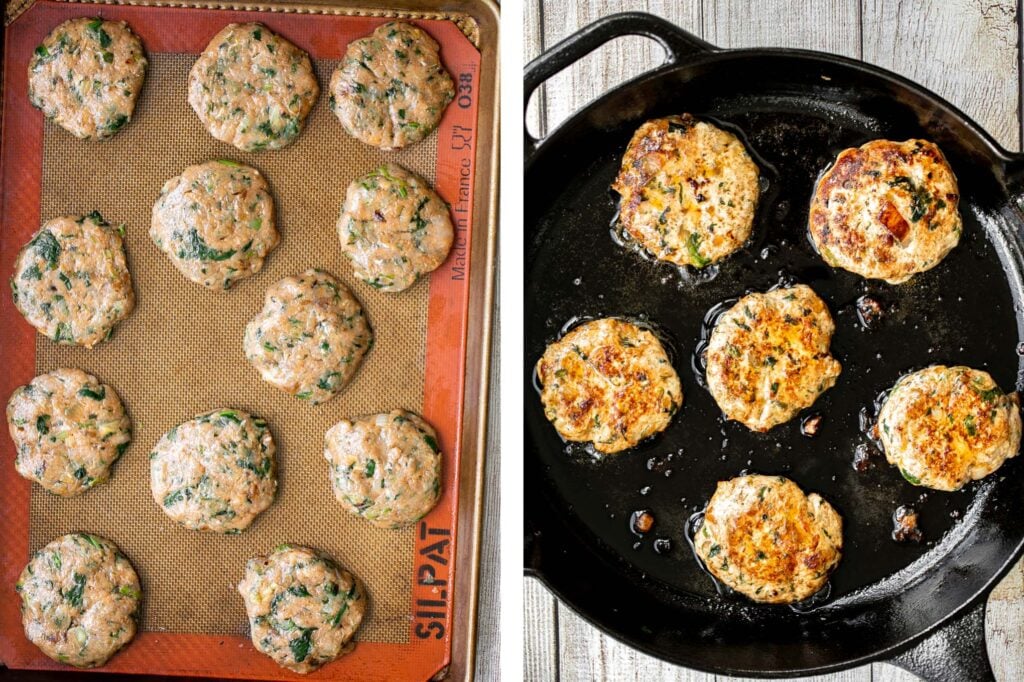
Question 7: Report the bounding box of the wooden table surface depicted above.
[524,1,1024,680]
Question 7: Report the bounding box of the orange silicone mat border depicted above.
[0,2,482,679]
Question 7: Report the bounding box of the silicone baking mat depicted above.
[0,2,482,679]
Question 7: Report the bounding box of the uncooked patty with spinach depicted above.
[330,21,454,150]
[28,17,147,140]
[188,22,319,151]
[324,409,442,528]
[6,368,130,497]
[338,164,453,292]
[11,212,135,348]
[17,533,141,668]
[149,409,276,534]
[238,544,366,674]
[244,269,373,404]
[151,160,279,290]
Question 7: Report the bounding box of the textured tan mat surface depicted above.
[30,52,440,643]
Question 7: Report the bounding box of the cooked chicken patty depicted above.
[324,409,442,528]
[694,475,843,603]
[11,213,135,348]
[809,139,962,283]
[330,21,454,150]
[17,533,141,667]
[189,23,319,151]
[338,164,453,292]
[535,318,682,454]
[238,544,366,674]
[150,409,276,533]
[28,18,147,140]
[151,160,279,290]
[878,366,1022,491]
[7,368,130,496]
[243,269,373,404]
[705,285,841,432]
[612,115,760,268]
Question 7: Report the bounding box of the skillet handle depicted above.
[524,12,715,159]
[888,599,995,682]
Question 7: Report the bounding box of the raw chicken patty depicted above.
[324,409,442,528]
[330,21,454,150]
[338,164,453,292]
[243,269,373,404]
[878,365,1021,491]
[150,408,277,533]
[705,285,842,432]
[809,139,962,283]
[7,368,130,496]
[189,22,319,151]
[694,475,843,603]
[28,17,147,140]
[612,114,760,268]
[151,160,279,290]
[17,533,141,667]
[11,212,135,348]
[238,544,366,674]
[535,317,682,454]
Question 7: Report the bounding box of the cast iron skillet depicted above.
[524,13,1024,681]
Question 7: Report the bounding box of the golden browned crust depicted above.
[878,365,1022,491]
[705,285,842,432]
[612,115,759,267]
[535,318,682,454]
[694,475,843,603]
[808,139,961,283]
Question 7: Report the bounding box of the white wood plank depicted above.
[524,577,558,681]
[988,562,1024,682]
[861,0,1020,149]
[536,0,702,135]
[702,0,860,57]
[473,299,501,681]
[556,598,710,682]
[871,663,922,682]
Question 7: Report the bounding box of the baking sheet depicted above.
[0,1,486,679]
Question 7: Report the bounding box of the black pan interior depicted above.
[525,51,1024,675]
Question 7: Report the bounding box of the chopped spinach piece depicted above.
[899,468,921,485]
[31,230,61,267]
[64,573,87,607]
[78,386,105,400]
[177,228,237,261]
[87,19,112,48]
[289,628,314,663]
[687,233,710,268]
